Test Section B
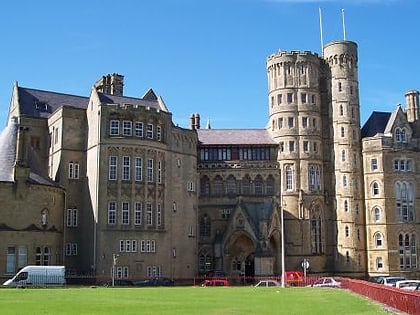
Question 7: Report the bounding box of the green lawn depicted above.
[0,286,390,315]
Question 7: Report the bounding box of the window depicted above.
[313,142,318,153]
[311,95,316,104]
[302,117,308,128]
[303,141,309,152]
[344,200,349,212]
[338,82,342,92]
[372,181,380,196]
[289,141,295,152]
[187,181,195,192]
[312,118,317,129]
[199,215,211,237]
[121,202,130,225]
[122,156,130,181]
[373,206,381,222]
[308,165,321,192]
[68,162,80,179]
[254,175,264,195]
[108,201,117,225]
[341,150,346,162]
[278,118,283,128]
[134,202,142,225]
[157,161,162,184]
[226,176,237,195]
[135,121,144,137]
[146,265,161,277]
[6,247,16,273]
[395,127,408,143]
[146,203,153,226]
[122,120,132,136]
[241,176,252,195]
[342,175,347,187]
[156,203,162,226]
[341,127,345,137]
[119,240,137,253]
[279,142,284,152]
[35,247,50,266]
[285,165,294,191]
[54,127,59,144]
[135,157,142,181]
[374,232,383,247]
[146,124,153,139]
[141,240,156,253]
[116,266,129,279]
[277,94,282,105]
[221,209,232,220]
[109,156,117,180]
[287,93,293,103]
[266,176,275,195]
[288,117,294,128]
[394,159,412,172]
[157,126,162,141]
[65,243,78,256]
[345,225,350,237]
[376,257,384,270]
[271,96,274,107]
[311,211,322,254]
[399,233,417,270]
[110,120,119,136]
[213,176,224,195]
[395,181,414,222]
[66,208,78,227]
[371,158,378,171]
[147,159,154,182]
[339,105,344,116]
[199,252,213,274]
[301,93,307,104]
[200,176,210,195]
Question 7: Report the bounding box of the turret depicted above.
[405,90,419,122]
[94,73,124,96]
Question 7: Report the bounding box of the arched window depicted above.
[212,176,224,195]
[199,215,211,237]
[241,175,252,195]
[226,175,237,195]
[200,176,210,195]
[310,205,322,254]
[254,175,264,195]
[198,251,213,275]
[285,165,294,191]
[399,233,417,270]
[308,165,321,192]
[373,206,381,222]
[374,232,383,247]
[372,181,380,196]
[266,176,275,195]
[395,181,414,222]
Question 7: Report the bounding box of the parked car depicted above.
[367,276,388,284]
[395,280,420,291]
[377,276,406,287]
[307,277,341,288]
[255,280,281,287]
[102,279,134,287]
[200,279,230,287]
[134,277,174,287]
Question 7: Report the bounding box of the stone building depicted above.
[0,39,419,282]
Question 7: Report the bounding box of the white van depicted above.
[3,265,66,287]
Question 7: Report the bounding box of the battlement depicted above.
[267,50,319,61]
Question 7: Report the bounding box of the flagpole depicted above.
[319,7,324,56]
[342,9,346,40]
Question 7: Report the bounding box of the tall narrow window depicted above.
[157,203,162,226]
[122,156,130,181]
[200,176,210,195]
[146,203,153,226]
[157,161,162,184]
[311,211,322,254]
[147,159,154,182]
[68,162,80,179]
[157,126,162,141]
[199,215,211,237]
[108,201,117,225]
[6,247,16,273]
[374,232,383,247]
[122,120,132,136]
[399,233,417,270]
[285,165,294,191]
[135,157,142,181]
[147,124,154,139]
[121,202,129,225]
[109,156,117,180]
[395,181,414,222]
[308,165,321,192]
[372,181,380,196]
[110,120,119,136]
[134,202,142,225]
[135,121,143,137]
[66,208,78,227]
[17,246,27,269]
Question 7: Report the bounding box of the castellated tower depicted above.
[266,51,330,272]
[405,90,419,122]
[323,41,366,276]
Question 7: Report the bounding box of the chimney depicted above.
[405,90,419,122]
[190,113,200,130]
[94,73,124,96]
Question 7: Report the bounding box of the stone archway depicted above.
[224,233,255,283]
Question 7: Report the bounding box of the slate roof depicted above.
[361,111,391,138]
[197,129,277,146]
[98,93,163,111]
[17,87,89,119]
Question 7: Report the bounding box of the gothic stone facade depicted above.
[1,40,420,281]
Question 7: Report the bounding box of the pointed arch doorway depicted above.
[225,233,255,284]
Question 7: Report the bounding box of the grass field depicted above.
[0,286,391,315]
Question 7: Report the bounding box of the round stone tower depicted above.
[266,51,327,271]
[323,41,366,276]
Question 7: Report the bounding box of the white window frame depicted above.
[147,159,154,182]
[147,124,154,139]
[122,120,132,136]
[68,162,80,179]
[121,202,130,225]
[109,156,118,180]
[135,121,144,138]
[110,120,120,136]
[108,201,117,225]
[134,202,142,225]
[122,156,130,181]
[135,157,142,181]
[66,208,78,227]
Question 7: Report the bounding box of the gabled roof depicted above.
[197,129,277,145]
[361,111,391,138]
[17,87,89,119]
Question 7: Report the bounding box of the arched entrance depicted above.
[225,233,255,283]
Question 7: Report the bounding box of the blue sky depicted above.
[0,0,418,129]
